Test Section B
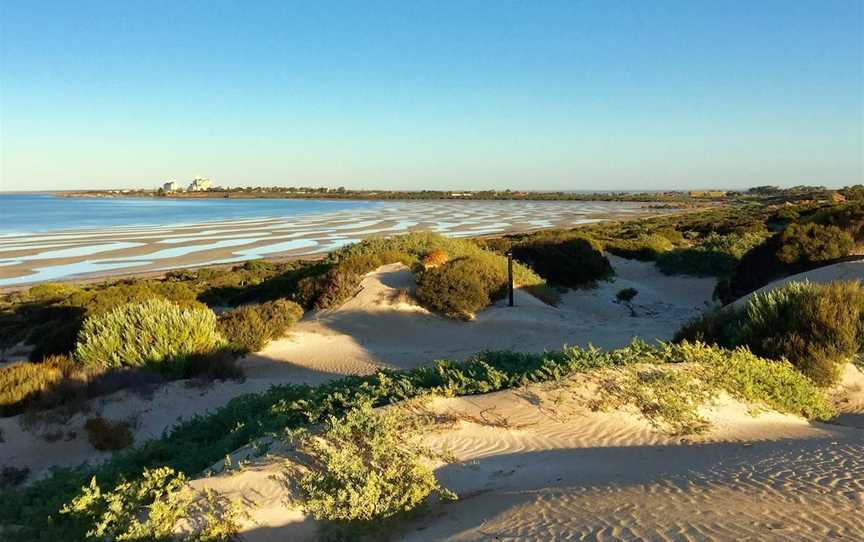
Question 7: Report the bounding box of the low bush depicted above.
[217,299,303,353]
[0,466,30,489]
[217,306,268,353]
[776,223,854,265]
[511,237,612,287]
[74,298,224,373]
[416,258,492,318]
[677,280,864,385]
[605,232,676,261]
[60,467,240,542]
[655,231,769,277]
[26,283,79,302]
[593,365,713,435]
[288,401,454,540]
[296,266,363,310]
[616,288,638,303]
[0,354,76,416]
[720,208,863,303]
[84,416,133,451]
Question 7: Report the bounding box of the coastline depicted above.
[0,199,688,289]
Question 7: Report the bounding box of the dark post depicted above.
[506,250,514,307]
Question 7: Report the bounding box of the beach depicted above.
[0,196,669,287]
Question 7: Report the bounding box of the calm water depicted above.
[0,194,380,233]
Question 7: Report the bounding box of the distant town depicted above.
[161,176,213,193]
[58,182,861,207]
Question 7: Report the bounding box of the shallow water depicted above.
[0,195,661,286]
[0,193,379,233]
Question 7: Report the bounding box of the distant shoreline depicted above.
[56,187,717,204]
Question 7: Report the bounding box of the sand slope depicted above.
[192,366,864,542]
[243,255,716,380]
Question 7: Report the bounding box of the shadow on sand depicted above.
[237,425,864,541]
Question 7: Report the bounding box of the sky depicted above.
[0,0,862,192]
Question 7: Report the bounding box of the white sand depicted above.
[191,366,864,542]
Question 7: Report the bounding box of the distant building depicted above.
[449,192,473,197]
[163,180,180,192]
[188,177,212,192]
[688,190,727,198]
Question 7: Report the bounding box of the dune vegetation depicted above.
[0,340,833,541]
[3,198,864,417]
[676,279,864,385]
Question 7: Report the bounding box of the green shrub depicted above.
[217,299,303,353]
[416,258,495,318]
[735,280,864,385]
[84,416,133,451]
[678,280,864,386]
[217,306,268,353]
[511,237,612,286]
[65,281,205,319]
[616,288,638,303]
[288,401,453,540]
[593,365,714,435]
[27,283,79,302]
[60,467,240,542]
[256,298,304,334]
[776,223,854,265]
[772,206,800,224]
[716,233,785,303]
[673,307,740,345]
[179,349,244,381]
[0,355,70,416]
[682,341,834,420]
[605,232,676,261]
[655,231,769,277]
[721,219,858,303]
[74,298,224,372]
[296,266,362,310]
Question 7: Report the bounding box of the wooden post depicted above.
[507,250,514,307]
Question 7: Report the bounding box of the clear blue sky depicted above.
[1,0,862,191]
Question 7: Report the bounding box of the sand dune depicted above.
[244,255,716,380]
[5,258,864,542]
[0,256,714,481]
[192,367,864,542]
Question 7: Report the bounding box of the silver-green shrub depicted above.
[60,467,241,541]
[287,400,454,539]
[74,298,224,370]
